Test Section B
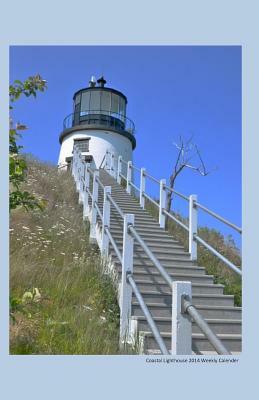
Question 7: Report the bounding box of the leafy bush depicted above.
[9,75,47,211]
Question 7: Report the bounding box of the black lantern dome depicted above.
[60,76,136,149]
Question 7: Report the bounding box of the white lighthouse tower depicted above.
[58,76,136,172]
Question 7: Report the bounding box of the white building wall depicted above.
[58,129,133,173]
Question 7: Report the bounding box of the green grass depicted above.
[10,158,122,355]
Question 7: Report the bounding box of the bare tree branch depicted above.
[166,136,213,223]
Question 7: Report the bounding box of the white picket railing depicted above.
[70,145,232,355]
[105,150,242,276]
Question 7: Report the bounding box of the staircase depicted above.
[95,169,242,355]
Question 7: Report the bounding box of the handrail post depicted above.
[117,155,122,184]
[171,281,192,355]
[90,170,99,241]
[110,152,115,178]
[83,163,90,220]
[107,151,112,175]
[101,186,111,256]
[75,148,79,180]
[78,159,85,204]
[105,150,109,171]
[140,168,146,208]
[189,194,198,260]
[75,153,81,192]
[74,147,79,178]
[120,213,134,346]
[126,161,132,194]
[159,179,166,228]
[72,148,77,178]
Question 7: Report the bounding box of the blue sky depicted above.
[9,46,241,246]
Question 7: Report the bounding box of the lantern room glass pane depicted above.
[75,94,81,104]
[90,90,101,111]
[80,91,90,113]
[100,91,111,113]
[118,96,126,118]
[111,93,119,115]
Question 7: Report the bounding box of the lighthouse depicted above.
[58,76,136,173]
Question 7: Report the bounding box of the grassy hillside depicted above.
[144,199,242,306]
[10,157,122,355]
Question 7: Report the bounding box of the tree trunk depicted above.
[165,178,176,229]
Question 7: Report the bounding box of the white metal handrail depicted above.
[104,226,123,264]
[164,183,189,201]
[127,273,169,355]
[129,181,140,192]
[195,201,242,233]
[107,193,124,219]
[130,164,141,172]
[143,192,158,207]
[144,171,161,184]
[86,186,93,199]
[72,150,177,353]
[194,235,242,276]
[94,201,103,222]
[104,150,242,277]
[71,146,231,355]
[163,208,189,231]
[119,172,127,181]
[127,221,230,355]
[95,175,105,190]
[128,225,172,286]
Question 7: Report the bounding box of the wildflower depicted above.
[22,226,30,230]
[83,306,92,311]
[22,291,33,302]
[33,287,41,302]
[60,252,65,255]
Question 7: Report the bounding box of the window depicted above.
[74,139,90,152]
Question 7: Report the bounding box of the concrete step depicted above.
[109,220,161,229]
[109,226,177,239]
[109,236,189,257]
[97,170,242,355]
[142,332,242,353]
[113,254,199,268]
[98,197,139,207]
[117,269,214,284]
[111,239,185,251]
[132,316,242,335]
[110,233,180,245]
[110,242,188,256]
[113,260,206,275]
[132,293,234,307]
[132,302,242,319]
[131,282,225,295]
[110,248,191,262]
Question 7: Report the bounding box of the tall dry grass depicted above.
[10,157,122,354]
